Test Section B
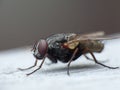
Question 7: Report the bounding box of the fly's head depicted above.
[31,39,48,59]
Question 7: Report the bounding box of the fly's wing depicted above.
[69,31,120,42]
[71,31,105,41]
[79,31,105,37]
[64,31,120,49]
[63,31,105,49]
[66,31,105,43]
[90,33,120,40]
[78,33,120,41]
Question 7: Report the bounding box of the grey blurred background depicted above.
[0,0,120,50]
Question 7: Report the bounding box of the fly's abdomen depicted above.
[85,40,104,53]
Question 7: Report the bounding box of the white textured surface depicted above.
[0,39,120,90]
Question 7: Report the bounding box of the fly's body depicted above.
[18,31,120,76]
[46,33,104,63]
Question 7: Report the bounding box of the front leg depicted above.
[18,59,38,71]
[26,54,47,76]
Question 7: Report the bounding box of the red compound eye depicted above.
[38,39,48,57]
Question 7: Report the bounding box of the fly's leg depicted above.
[84,54,109,63]
[26,55,46,76]
[86,48,119,69]
[84,54,93,61]
[67,48,78,76]
[18,59,38,71]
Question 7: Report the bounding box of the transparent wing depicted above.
[67,31,120,44]
[95,33,120,40]
[78,31,105,37]
[79,33,120,40]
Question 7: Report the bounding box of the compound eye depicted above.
[38,39,48,57]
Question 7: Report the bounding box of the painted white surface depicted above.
[0,39,120,90]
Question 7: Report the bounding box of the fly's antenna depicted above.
[31,41,38,51]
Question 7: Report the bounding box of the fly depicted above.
[18,31,120,76]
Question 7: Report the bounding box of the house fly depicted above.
[18,31,120,76]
